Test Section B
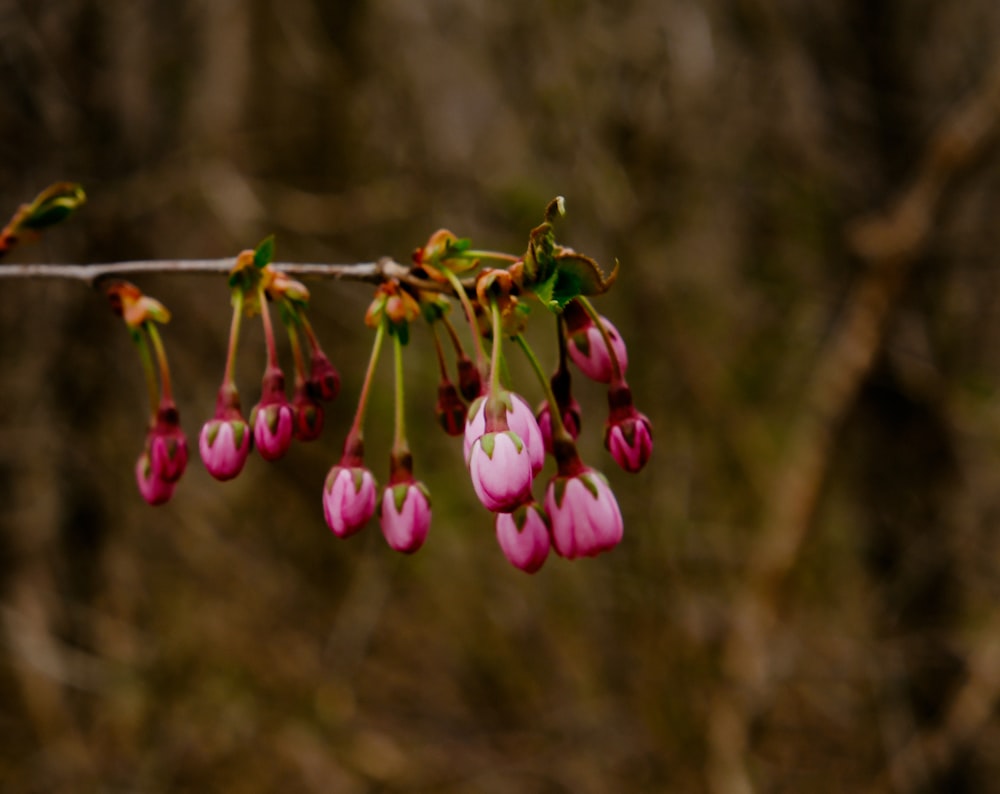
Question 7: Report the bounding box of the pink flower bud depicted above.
[292,386,325,442]
[435,382,467,437]
[536,398,582,454]
[199,418,251,481]
[252,401,294,461]
[544,469,624,559]
[606,411,653,473]
[567,315,628,384]
[379,481,432,553]
[464,392,544,475]
[468,431,534,513]
[308,351,341,402]
[495,503,551,573]
[147,404,188,483]
[135,451,175,506]
[323,465,377,538]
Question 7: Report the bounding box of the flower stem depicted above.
[515,333,574,445]
[462,249,520,264]
[223,290,244,387]
[348,319,386,440]
[576,296,623,383]
[443,268,487,373]
[257,283,280,370]
[130,328,159,420]
[284,311,307,387]
[145,321,174,403]
[430,322,450,380]
[392,329,408,454]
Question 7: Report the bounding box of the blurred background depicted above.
[4,1,1000,791]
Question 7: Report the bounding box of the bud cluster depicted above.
[102,197,650,572]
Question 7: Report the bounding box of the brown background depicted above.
[3,1,1000,792]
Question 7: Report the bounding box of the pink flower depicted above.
[199,417,252,481]
[606,411,653,473]
[544,468,623,559]
[495,503,551,573]
[567,314,628,384]
[252,401,294,461]
[464,392,544,476]
[323,465,377,538]
[146,403,188,483]
[379,481,432,553]
[468,431,534,513]
[536,397,582,454]
[135,451,175,506]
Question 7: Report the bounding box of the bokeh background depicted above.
[4,1,1000,792]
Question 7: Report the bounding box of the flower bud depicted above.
[566,313,628,384]
[291,386,325,442]
[308,351,341,402]
[379,481,432,553]
[135,451,175,506]
[456,356,483,402]
[147,403,189,483]
[606,411,653,473]
[544,469,623,559]
[323,465,377,538]
[495,502,551,573]
[536,397,582,454]
[436,382,467,436]
[199,418,251,481]
[463,392,544,475]
[252,401,295,461]
[468,431,534,513]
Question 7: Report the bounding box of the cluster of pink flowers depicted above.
[113,201,651,575]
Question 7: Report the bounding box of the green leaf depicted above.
[20,183,86,231]
[253,235,275,269]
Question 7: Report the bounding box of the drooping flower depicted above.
[464,392,544,476]
[135,451,176,506]
[199,418,251,481]
[323,464,378,538]
[146,401,188,483]
[545,468,623,559]
[606,411,653,473]
[604,382,653,473]
[564,301,628,384]
[252,366,294,461]
[468,431,534,513]
[379,480,432,553]
[435,381,467,437]
[536,397,582,454]
[308,349,341,402]
[291,383,325,442]
[495,502,551,573]
[200,383,252,481]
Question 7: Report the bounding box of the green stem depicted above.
[392,329,407,453]
[515,333,574,445]
[145,322,173,403]
[489,300,504,398]
[462,249,519,264]
[223,289,244,386]
[130,328,159,420]
[576,296,623,383]
[285,311,307,387]
[257,283,280,370]
[349,319,386,439]
[442,268,487,372]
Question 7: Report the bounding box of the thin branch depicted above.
[0,257,424,289]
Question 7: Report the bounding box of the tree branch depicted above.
[0,257,422,289]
